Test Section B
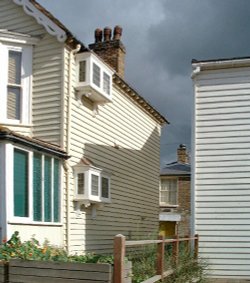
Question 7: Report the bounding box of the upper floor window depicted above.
[0,43,32,125]
[160,178,178,207]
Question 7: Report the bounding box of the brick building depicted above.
[159,144,191,237]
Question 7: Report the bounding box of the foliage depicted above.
[127,240,207,283]
[163,248,208,283]
[127,245,157,283]
[0,231,113,264]
[0,232,208,283]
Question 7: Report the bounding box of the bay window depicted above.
[74,163,111,207]
[12,148,61,223]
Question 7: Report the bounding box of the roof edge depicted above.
[113,74,169,125]
[0,126,69,159]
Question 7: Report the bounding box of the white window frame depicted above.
[4,143,62,225]
[0,32,34,125]
[160,177,178,207]
[74,165,111,206]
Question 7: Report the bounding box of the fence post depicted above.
[172,235,179,266]
[194,234,199,259]
[156,235,165,280]
[114,234,126,283]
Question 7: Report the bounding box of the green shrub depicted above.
[0,231,112,264]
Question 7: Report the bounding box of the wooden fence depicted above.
[113,234,199,283]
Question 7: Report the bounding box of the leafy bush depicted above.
[0,231,113,264]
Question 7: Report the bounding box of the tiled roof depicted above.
[0,126,68,159]
[160,162,191,176]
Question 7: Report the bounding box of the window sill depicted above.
[160,204,179,208]
[8,221,63,227]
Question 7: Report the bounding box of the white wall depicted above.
[193,66,250,280]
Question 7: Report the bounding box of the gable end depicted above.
[13,0,67,42]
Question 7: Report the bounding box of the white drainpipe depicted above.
[66,44,81,253]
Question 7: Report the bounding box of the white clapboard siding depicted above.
[0,0,63,144]
[193,66,250,279]
[64,55,161,253]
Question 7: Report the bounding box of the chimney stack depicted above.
[177,144,189,164]
[89,25,126,78]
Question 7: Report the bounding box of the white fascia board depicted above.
[192,58,250,70]
[13,0,67,42]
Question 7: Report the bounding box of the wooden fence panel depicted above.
[0,262,7,283]
[8,259,112,283]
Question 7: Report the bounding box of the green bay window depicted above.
[13,149,60,222]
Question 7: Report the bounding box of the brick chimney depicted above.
[88,26,126,78]
[177,144,189,164]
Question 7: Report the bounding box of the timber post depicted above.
[156,235,165,280]
[114,234,126,283]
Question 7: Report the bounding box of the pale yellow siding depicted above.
[32,35,64,145]
[65,57,161,253]
[0,0,64,144]
[0,0,64,244]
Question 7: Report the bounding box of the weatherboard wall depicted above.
[193,66,250,280]
[65,54,161,253]
[0,0,63,144]
[0,0,64,244]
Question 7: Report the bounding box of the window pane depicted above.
[77,173,85,195]
[91,174,99,196]
[53,159,60,222]
[101,177,109,198]
[160,179,177,205]
[8,51,21,85]
[44,157,52,222]
[92,63,100,87]
[7,87,21,120]
[33,153,42,221]
[14,149,28,217]
[79,61,86,82]
[103,72,110,95]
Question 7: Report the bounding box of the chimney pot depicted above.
[113,25,122,40]
[104,27,112,41]
[94,28,103,43]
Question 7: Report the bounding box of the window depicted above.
[92,62,101,87]
[160,178,178,206]
[79,60,86,82]
[75,52,113,105]
[103,72,110,95]
[101,176,110,199]
[8,51,22,120]
[13,149,60,223]
[74,164,111,206]
[0,43,32,124]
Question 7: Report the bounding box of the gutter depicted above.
[191,57,250,78]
